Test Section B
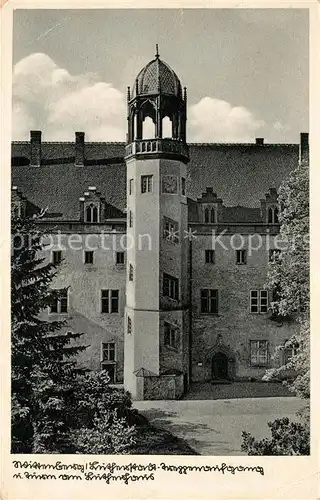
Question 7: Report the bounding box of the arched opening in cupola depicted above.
[162,116,172,138]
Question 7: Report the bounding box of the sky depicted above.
[12,8,309,143]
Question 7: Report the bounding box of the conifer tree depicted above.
[11,212,87,453]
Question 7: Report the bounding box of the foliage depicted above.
[11,212,86,453]
[70,371,137,454]
[265,159,309,399]
[241,417,310,455]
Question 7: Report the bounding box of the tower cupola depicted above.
[125,46,189,164]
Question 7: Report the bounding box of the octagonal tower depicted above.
[124,47,190,400]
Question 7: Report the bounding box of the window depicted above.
[267,206,279,224]
[181,177,186,196]
[102,342,116,361]
[269,249,281,262]
[283,339,298,365]
[141,175,153,193]
[116,251,125,265]
[85,203,99,223]
[163,273,179,301]
[52,250,62,265]
[250,290,268,313]
[50,289,68,314]
[84,250,94,264]
[129,263,134,281]
[127,316,132,335]
[236,249,247,265]
[129,210,133,228]
[200,289,218,314]
[204,206,216,223]
[163,217,179,243]
[101,289,119,313]
[205,249,215,264]
[129,178,134,195]
[250,340,268,367]
[101,342,116,382]
[164,322,179,349]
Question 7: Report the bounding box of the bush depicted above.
[241,417,310,455]
[70,371,138,454]
[72,406,137,454]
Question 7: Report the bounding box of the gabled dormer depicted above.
[197,188,223,224]
[260,187,279,224]
[79,186,106,223]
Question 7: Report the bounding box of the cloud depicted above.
[273,120,290,132]
[12,53,126,141]
[188,97,265,142]
[12,53,265,143]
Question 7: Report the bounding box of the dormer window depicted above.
[85,203,99,223]
[267,206,279,224]
[204,206,216,223]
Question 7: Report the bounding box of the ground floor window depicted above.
[101,342,116,382]
[250,340,268,367]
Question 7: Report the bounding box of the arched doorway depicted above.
[212,352,229,380]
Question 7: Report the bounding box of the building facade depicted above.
[11,53,308,400]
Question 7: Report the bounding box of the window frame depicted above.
[200,289,219,314]
[164,321,179,350]
[129,263,134,281]
[205,249,215,264]
[163,217,180,244]
[129,178,134,195]
[250,290,269,314]
[49,289,68,315]
[101,289,120,314]
[85,202,99,223]
[84,250,94,265]
[236,249,247,265]
[141,174,153,194]
[52,250,62,265]
[163,273,179,301]
[250,340,269,367]
[127,316,132,335]
[116,251,125,265]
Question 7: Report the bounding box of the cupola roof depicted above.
[132,45,182,98]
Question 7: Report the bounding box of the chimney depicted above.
[256,138,264,145]
[299,132,309,165]
[75,132,85,166]
[30,130,42,167]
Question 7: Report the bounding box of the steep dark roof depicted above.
[12,141,299,222]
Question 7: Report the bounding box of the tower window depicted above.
[128,210,133,228]
[50,289,68,314]
[52,250,62,265]
[250,340,268,367]
[127,316,132,335]
[250,290,268,313]
[236,250,247,265]
[101,289,119,313]
[200,289,218,314]
[141,175,153,193]
[205,249,215,264]
[164,322,179,350]
[181,177,186,196]
[85,203,99,223]
[163,273,179,301]
[129,178,134,195]
[129,263,134,281]
[84,250,94,265]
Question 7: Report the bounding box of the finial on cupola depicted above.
[155,43,159,59]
